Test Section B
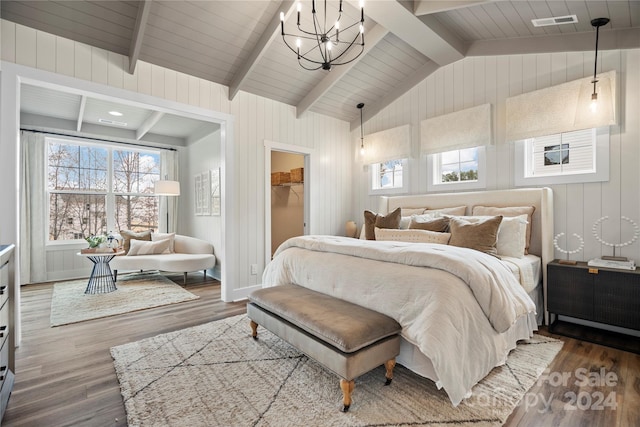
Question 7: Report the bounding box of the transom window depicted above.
[524,129,595,178]
[47,138,161,241]
[514,127,608,186]
[370,159,408,194]
[427,147,486,191]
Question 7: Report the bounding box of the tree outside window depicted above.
[440,147,478,183]
[48,140,161,241]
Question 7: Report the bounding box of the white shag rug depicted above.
[50,272,199,327]
[111,314,563,426]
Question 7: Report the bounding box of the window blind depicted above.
[420,104,492,155]
[363,124,411,165]
[506,71,617,142]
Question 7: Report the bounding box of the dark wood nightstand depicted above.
[547,260,640,353]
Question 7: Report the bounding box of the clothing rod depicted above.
[20,128,177,152]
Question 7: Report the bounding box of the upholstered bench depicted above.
[247,284,401,412]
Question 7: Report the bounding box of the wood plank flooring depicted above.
[3,274,639,426]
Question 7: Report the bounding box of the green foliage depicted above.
[85,234,107,248]
[441,169,478,183]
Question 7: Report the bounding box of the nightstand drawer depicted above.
[0,339,8,391]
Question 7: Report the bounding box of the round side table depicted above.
[77,251,125,294]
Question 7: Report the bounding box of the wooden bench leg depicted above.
[340,379,355,412]
[250,320,259,340]
[384,358,396,385]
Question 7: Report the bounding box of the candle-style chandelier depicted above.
[280,0,365,71]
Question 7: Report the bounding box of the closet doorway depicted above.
[264,141,311,263]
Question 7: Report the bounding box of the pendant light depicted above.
[357,102,365,155]
[589,17,610,112]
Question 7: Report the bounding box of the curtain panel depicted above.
[420,103,493,155]
[506,70,617,142]
[20,131,47,284]
[160,150,180,233]
[363,124,412,165]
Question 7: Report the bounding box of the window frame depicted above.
[46,137,162,245]
[368,158,409,196]
[514,127,609,186]
[427,146,486,192]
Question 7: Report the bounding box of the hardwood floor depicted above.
[3,273,246,426]
[3,274,639,426]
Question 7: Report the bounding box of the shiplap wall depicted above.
[1,20,352,297]
[354,49,640,263]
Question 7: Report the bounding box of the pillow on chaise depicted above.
[127,238,171,256]
[151,232,176,253]
[120,229,152,254]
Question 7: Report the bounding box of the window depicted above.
[370,159,408,195]
[47,138,161,242]
[515,127,609,186]
[427,146,486,191]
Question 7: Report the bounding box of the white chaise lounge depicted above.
[110,234,216,284]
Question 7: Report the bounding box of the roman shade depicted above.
[363,124,411,165]
[420,104,492,155]
[506,70,617,142]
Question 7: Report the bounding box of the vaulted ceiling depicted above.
[2,1,639,129]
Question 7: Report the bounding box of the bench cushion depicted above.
[249,285,401,353]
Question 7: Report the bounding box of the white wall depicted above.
[353,49,640,264]
[0,21,353,300]
[179,130,222,280]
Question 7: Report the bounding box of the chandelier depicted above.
[280,0,365,71]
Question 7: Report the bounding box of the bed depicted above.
[262,187,554,406]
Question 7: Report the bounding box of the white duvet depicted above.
[262,235,537,406]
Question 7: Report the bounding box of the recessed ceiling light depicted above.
[108,111,123,116]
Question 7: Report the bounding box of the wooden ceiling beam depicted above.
[128,0,153,74]
[348,0,465,66]
[76,95,87,132]
[136,111,164,140]
[228,1,296,101]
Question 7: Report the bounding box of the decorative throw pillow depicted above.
[375,227,451,244]
[120,229,152,254]
[400,207,428,217]
[151,232,176,253]
[448,216,503,256]
[495,215,528,258]
[423,206,467,216]
[127,238,171,256]
[408,216,450,232]
[363,207,401,240]
[472,206,535,254]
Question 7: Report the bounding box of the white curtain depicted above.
[160,150,180,233]
[363,124,412,165]
[420,103,493,155]
[20,131,47,284]
[506,71,617,141]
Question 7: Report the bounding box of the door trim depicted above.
[264,140,313,268]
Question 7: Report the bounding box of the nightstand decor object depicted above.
[553,232,584,265]
[591,215,639,260]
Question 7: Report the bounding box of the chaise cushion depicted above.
[249,285,401,353]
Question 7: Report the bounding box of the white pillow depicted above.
[151,232,176,253]
[496,214,528,258]
[446,215,528,258]
[127,238,171,256]
[374,227,451,244]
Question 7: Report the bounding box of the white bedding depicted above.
[262,235,538,406]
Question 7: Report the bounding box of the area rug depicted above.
[111,314,563,426]
[50,272,199,327]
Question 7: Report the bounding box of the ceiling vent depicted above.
[98,118,128,127]
[532,15,578,27]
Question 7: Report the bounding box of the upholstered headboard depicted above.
[378,187,554,324]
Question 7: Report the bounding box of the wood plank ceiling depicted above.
[2,1,639,127]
